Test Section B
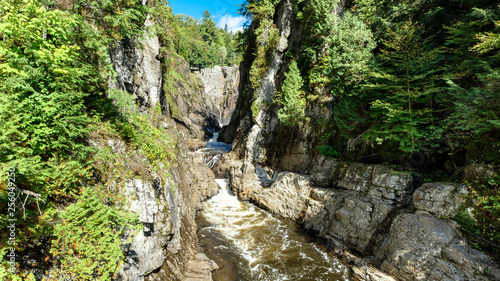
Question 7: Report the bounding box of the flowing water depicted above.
[197,179,350,281]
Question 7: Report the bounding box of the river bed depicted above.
[197,179,349,281]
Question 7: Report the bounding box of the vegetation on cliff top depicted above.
[238,0,500,262]
[240,0,499,164]
[0,0,177,279]
[172,10,242,67]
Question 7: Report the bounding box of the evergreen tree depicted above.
[276,61,307,127]
[365,21,442,153]
[201,10,219,44]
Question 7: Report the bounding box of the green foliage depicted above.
[455,176,500,262]
[445,70,500,136]
[275,60,307,127]
[50,188,141,280]
[0,0,95,206]
[317,145,339,158]
[364,21,442,154]
[172,11,241,67]
[130,114,175,168]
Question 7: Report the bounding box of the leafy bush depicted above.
[49,188,141,280]
[455,176,500,262]
[317,145,339,158]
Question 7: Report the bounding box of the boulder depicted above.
[378,213,500,281]
[252,172,312,220]
[352,265,398,281]
[413,182,469,217]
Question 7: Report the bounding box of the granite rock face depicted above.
[109,29,162,109]
[301,188,394,252]
[197,65,240,125]
[378,213,500,281]
[334,163,416,203]
[107,23,224,281]
[413,182,469,217]
[117,179,173,280]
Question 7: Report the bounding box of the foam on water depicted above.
[198,179,349,281]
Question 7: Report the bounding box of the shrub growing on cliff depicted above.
[0,0,95,225]
[49,188,141,280]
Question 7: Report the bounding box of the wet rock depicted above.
[184,253,219,281]
[352,265,398,281]
[413,182,469,217]
[253,172,312,220]
[378,213,500,281]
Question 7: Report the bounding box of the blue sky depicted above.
[168,0,247,32]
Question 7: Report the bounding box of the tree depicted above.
[201,10,219,44]
[365,21,442,153]
[275,61,307,127]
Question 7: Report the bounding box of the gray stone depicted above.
[197,65,240,125]
[184,253,219,281]
[310,156,339,187]
[413,182,469,217]
[253,172,312,219]
[378,213,500,281]
[352,265,398,281]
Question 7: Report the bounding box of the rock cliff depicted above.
[107,30,228,281]
[216,0,500,280]
[197,66,240,126]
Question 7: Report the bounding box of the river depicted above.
[196,135,349,281]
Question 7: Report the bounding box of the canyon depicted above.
[107,12,500,280]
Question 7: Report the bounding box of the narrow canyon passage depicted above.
[196,136,349,281]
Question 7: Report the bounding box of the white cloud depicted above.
[216,14,246,33]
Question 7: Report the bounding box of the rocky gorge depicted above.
[6,1,500,281]
[102,25,241,280]
[212,0,500,280]
[108,22,500,280]
[109,5,500,280]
